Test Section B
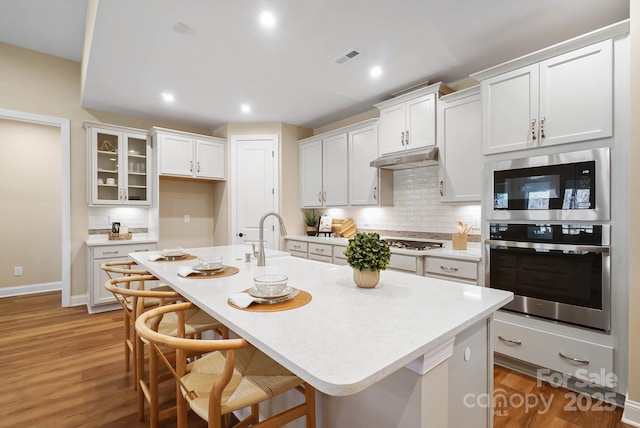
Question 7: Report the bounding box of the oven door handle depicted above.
[484,239,610,255]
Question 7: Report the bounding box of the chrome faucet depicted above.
[257,212,287,266]
[258,212,287,266]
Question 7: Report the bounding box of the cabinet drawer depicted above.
[425,257,477,281]
[494,319,614,386]
[286,241,308,253]
[309,242,332,257]
[289,251,308,259]
[333,245,347,259]
[309,253,332,263]
[388,254,418,273]
[92,243,157,260]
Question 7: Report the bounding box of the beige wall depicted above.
[0,42,212,297]
[627,0,640,403]
[0,120,61,287]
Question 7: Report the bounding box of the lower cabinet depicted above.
[286,240,308,259]
[493,317,614,387]
[86,241,157,314]
[424,256,478,284]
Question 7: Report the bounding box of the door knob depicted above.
[238,232,244,237]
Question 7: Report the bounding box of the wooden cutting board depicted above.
[340,218,356,238]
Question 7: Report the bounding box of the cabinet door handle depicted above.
[440,265,459,272]
[189,160,193,172]
[197,161,201,173]
[540,117,546,139]
[405,130,409,145]
[439,180,444,197]
[318,192,322,203]
[401,131,405,145]
[498,335,522,346]
[531,119,537,140]
[124,189,128,200]
[323,191,326,202]
[559,352,589,365]
[373,186,378,200]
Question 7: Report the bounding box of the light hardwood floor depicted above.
[0,291,633,427]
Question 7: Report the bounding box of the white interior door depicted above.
[232,135,279,251]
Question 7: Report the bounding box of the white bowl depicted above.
[162,247,185,257]
[198,256,223,270]
[254,274,288,296]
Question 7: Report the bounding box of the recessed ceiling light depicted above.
[370,66,383,78]
[259,11,276,28]
[172,22,192,35]
[161,92,175,103]
[241,104,251,113]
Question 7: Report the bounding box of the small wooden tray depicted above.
[228,289,312,312]
[108,232,132,240]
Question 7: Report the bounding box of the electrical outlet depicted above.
[14,266,22,276]
[184,214,190,223]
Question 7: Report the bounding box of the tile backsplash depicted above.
[87,206,151,233]
[323,167,481,237]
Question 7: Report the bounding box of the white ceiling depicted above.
[0,0,629,130]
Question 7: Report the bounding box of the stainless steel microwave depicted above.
[485,148,610,222]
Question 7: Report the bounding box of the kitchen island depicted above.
[129,245,512,428]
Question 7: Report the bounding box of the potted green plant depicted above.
[344,232,391,288]
[302,209,320,236]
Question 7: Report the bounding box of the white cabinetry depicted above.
[348,122,392,206]
[493,316,614,387]
[308,242,333,263]
[299,135,347,207]
[424,256,478,284]
[375,82,452,156]
[86,241,157,313]
[299,119,390,208]
[478,39,613,154]
[151,127,226,180]
[437,86,482,203]
[84,122,151,206]
[286,239,308,258]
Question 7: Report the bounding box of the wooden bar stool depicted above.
[136,301,316,428]
[105,275,227,427]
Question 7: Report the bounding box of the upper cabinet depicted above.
[84,121,152,206]
[151,127,226,180]
[299,119,391,208]
[375,82,453,156]
[299,134,348,207]
[437,86,482,203]
[478,39,613,154]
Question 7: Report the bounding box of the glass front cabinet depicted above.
[84,121,152,206]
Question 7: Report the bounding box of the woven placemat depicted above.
[228,289,312,312]
[182,265,240,278]
[157,254,198,262]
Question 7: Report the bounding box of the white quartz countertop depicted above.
[130,245,511,396]
[286,235,482,261]
[86,235,158,246]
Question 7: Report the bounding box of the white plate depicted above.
[193,264,225,273]
[248,286,294,299]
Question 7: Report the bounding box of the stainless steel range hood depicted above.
[370,147,439,170]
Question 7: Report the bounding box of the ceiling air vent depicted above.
[334,49,360,65]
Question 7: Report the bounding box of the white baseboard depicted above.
[623,395,640,427]
[0,282,61,298]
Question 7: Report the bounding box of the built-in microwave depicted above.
[486,148,610,221]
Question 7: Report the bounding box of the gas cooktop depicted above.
[384,239,444,251]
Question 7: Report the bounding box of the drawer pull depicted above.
[440,265,459,272]
[315,247,324,252]
[102,250,119,255]
[498,335,522,346]
[559,352,590,365]
[293,244,301,249]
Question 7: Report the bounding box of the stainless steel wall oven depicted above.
[485,223,610,332]
[485,148,611,332]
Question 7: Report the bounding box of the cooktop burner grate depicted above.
[384,239,444,251]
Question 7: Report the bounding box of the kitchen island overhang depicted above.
[129,245,513,427]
